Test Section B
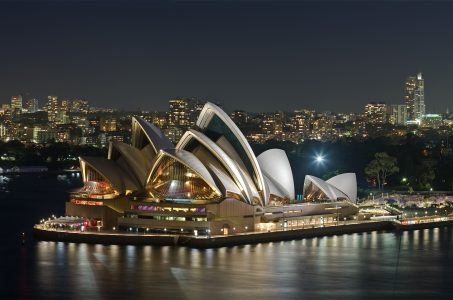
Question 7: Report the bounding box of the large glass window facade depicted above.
[303,182,329,202]
[82,166,115,195]
[147,156,219,201]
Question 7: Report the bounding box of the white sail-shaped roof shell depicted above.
[196,102,268,205]
[79,156,141,194]
[326,173,357,203]
[263,175,290,200]
[108,141,152,186]
[176,129,258,204]
[205,163,243,197]
[303,175,354,202]
[131,116,173,159]
[257,149,295,200]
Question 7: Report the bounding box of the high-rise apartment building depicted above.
[364,102,387,124]
[168,98,206,129]
[387,104,407,125]
[260,112,284,140]
[45,95,59,123]
[11,94,23,114]
[404,72,425,121]
[168,99,191,127]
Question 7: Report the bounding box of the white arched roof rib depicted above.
[79,156,141,194]
[257,149,295,200]
[196,102,268,204]
[176,129,255,204]
[147,149,222,197]
[215,136,249,175]
[303,175,349,201]
[205,163,243,198]
[108,141,152,186]
[131,116,173,153]
[326,173,357,203]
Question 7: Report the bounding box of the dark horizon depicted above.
[1,0,453,113]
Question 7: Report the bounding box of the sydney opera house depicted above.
[67,103,358,235]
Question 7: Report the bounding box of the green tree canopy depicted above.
[365,152,399,190]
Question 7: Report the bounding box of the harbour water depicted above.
[1,174,452,299]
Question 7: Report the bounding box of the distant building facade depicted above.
[387,104,407,125]
[405,72,425,121]
[364,102,387,124]
[45,95,59,123]
[11,94,23,116]
[25,98,39,113]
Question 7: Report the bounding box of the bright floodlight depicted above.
[315,155,325,163]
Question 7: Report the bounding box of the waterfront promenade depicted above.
[33,217,453,248]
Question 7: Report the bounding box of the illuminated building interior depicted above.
[303,181,331,202]
[147,155,219,201]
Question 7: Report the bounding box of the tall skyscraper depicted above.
[404,72,425,121]
[45,95,59,123]
[11,94,23,111]
[387,104,407,125]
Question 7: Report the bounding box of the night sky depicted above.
[1,0,453,113]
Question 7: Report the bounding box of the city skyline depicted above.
[2,2,453,299]
[1,1,453,112]
[2,72,450,115]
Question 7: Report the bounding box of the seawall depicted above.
[33,220,453,248]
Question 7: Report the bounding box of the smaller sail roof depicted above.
[303,175,350,201]
[257,149,295,200]
[108,141,152,186]
[79,156,141,194]
[326,173,357,202]
[131,116,173,153]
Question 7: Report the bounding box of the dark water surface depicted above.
[1,174,452,299]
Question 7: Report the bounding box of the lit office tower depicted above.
[25,98,39,113]
[168,99,191,127]
[11,94,23,111]
[292,109,313,136]
[387,104,407,125]
[404,72,425,121]
[45,95,59,123]
[260,112,284,140]
[364,102,387,124]
[168,98,206,128]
